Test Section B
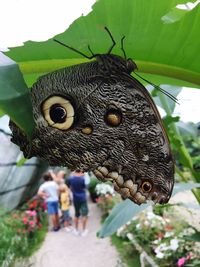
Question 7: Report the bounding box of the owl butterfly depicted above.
[10,27,174,205]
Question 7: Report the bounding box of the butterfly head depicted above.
[96,54,137,75]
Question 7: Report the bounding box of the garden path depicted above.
[31,198,120,267]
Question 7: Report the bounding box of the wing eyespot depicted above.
[82,125,93,135]
[141,181,153,193]
[42,96,74,130]
[105,108,122,127]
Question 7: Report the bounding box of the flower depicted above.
[146,211,157,220]
[22,216,28,224]
[136,223,140,229]
[156,252,165,259]
[169,238,179,251]
[157,232,165,239]
[164,231,174,238]
[95,183,115,196]
[177,257,186,266]
[29,210,37,216]
[28,198,39,210]
[29,220,35,227]
[26,210,36,216]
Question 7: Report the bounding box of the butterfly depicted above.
[10,27,174,205]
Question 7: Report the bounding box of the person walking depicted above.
[68,170,89,237]
[38,172,60,231]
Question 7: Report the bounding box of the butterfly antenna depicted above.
[134,72,179,104]
[87,45,95,57]
[53,39,94,59]
[121,36,127,59]
[104,27,116,54]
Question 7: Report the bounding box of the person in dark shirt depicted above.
[68,170,89,236]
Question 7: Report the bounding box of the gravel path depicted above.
[31,199,120,267]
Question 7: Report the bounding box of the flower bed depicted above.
[0,197,47,266]
[116,206,200,267]
[95,183,120,219]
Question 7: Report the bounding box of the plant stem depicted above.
[159,92,200,203]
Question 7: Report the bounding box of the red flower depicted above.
[156,232,165,239]
[165,225,173,231]
[29,200,37,209]
[22,216,28,224]
[29,220,35,227]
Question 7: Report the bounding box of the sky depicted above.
[0,0,200,124]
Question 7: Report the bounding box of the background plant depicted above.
[116,207,200,267]
[0,198,47,266]
[0,0,200,239]
[95,183,120,219]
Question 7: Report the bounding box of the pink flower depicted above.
[30,210,37,216]
[26,210,37,216]
[186,254,191,260]
[22,217,28,224]
[29,220,35,227]
[177,257,186,267]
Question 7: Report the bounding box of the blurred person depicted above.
[84,172,91,186]
[68,170,89,237]
[54,170,66,185]
[60,183,72,232]
[37,172,60,231]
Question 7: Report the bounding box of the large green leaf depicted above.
[98,200,149,238]
[176,121,198,137]
[0,54,35,137]
[99,183,200,238]
[151,85,182,113]
[5,0,200,87]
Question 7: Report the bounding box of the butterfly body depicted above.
[10,52,174,205]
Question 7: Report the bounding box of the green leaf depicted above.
[0,53,35,138]
[172,183,200,195]
[161,1,200,24]
[99,183,200,237]
[151,85,182,113]
[176,121,198,137]
[16,157,27,167]
[0,109,5,117]
[163,115,180,126]
[5,0,200,87]
[98,200,149,238]
[183,231,200,242]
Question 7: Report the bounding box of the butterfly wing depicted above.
[9,58,174,205]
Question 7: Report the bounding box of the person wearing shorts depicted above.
[68,170,89,237]
[38,172,60,231]
[60,184,72,232]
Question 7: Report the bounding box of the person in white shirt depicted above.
[38,172,60,231]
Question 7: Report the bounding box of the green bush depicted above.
[88,176,101,202]
[0,198,48,266]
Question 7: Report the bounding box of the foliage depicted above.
[0,54,35,138]
[87,176,101,202]
[0,197,47,266]
[111,235,140,267]
[99,183,200,237]
[116,207,200,267]
[151,86,200,213]
[0,0,200,245]
[95,183,120,219]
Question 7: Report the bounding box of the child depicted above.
[60,184,71,232]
